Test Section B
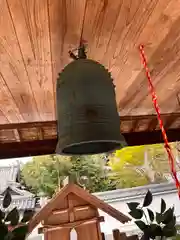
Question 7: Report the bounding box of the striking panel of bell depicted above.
[56,58,126,155]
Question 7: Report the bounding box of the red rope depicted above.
[139,45,180,197]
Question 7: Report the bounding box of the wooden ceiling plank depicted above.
[102,0,155,69]
[117,0,176,110]
[81,0,123,63]
[136,0,180,51]
[0,72,24,123]
[103,0,160,83]
[7,0,55,121]
[139,57,180,113]
[117,0,180,115]
[0,0,40,123]
[0,110,9,124]
[81,0,154,108]
[48,0,87,106]
[81,0,173,115]
[125,16,180,114]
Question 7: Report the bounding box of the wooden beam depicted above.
[1,128,180,159]
[13,129,21,142]
[0,139,56,159]
[0,112,179,131]
[37,128,44,140]
[38,216,104,233]
[0,121,55,130]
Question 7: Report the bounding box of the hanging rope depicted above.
[139,44,180,197]
[69,1,88,60]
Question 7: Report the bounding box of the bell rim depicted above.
[56,139,127,155]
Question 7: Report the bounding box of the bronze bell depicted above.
[56,47,126,155]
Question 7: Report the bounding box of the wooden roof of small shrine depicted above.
[1,0,180,158]
[28,183,130,233]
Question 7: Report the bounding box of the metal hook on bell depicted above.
[69,41,87,60]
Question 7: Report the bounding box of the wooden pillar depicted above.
[101,232,105,240]
[43,228,71,240]
[76,222,102,240]
[112,229,126,240]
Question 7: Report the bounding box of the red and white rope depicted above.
[139,45,180,197]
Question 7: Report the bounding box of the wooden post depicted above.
[128,235,139,240]
[101,232,105,240]
[113,229,127,240]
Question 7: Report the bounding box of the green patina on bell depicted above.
[56,46,126,155]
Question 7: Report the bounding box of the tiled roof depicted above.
[0,164,35,211]
[94,182,177,203]
[0,196,36,211]
[0,165,19,193]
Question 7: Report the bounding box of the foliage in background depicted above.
[127,190,177,239]
[21,155,71,197]
[173,225,180,240]
[0,188,34,240]
[109,146,149,188]
[21,154,116,197]
[21,143,180,197]
[69,155,116,193]
[108,143,179,188]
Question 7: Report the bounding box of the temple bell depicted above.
[56,45,126,155]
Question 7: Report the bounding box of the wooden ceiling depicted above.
[1,0,180,158]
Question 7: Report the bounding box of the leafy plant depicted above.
[21,154,116,197]
[0,188,34,240]
[109,145,167,189]
[127,190,177,239]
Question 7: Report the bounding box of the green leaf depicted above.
[127,202,140,211]
[166,216,176,228]
[156,212,162,224]
[143,190,152,207]
[3,188,12,208]
[162,208,174,224]
[149,224,162,238]
[147,209,154,222]
[21,210,34,223]
[135,221,147,231]
[129,209,143,219]
[0,223,8,238]
[0,209,5,221]
[143,226,151,238]
[162,226,177,237]
[4,231,14,240]
[12,225,28,240]
[5,207,19,226]
[161,199,166,213]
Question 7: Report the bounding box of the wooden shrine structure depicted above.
[28,183,132,240]
[1,0,180,158]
